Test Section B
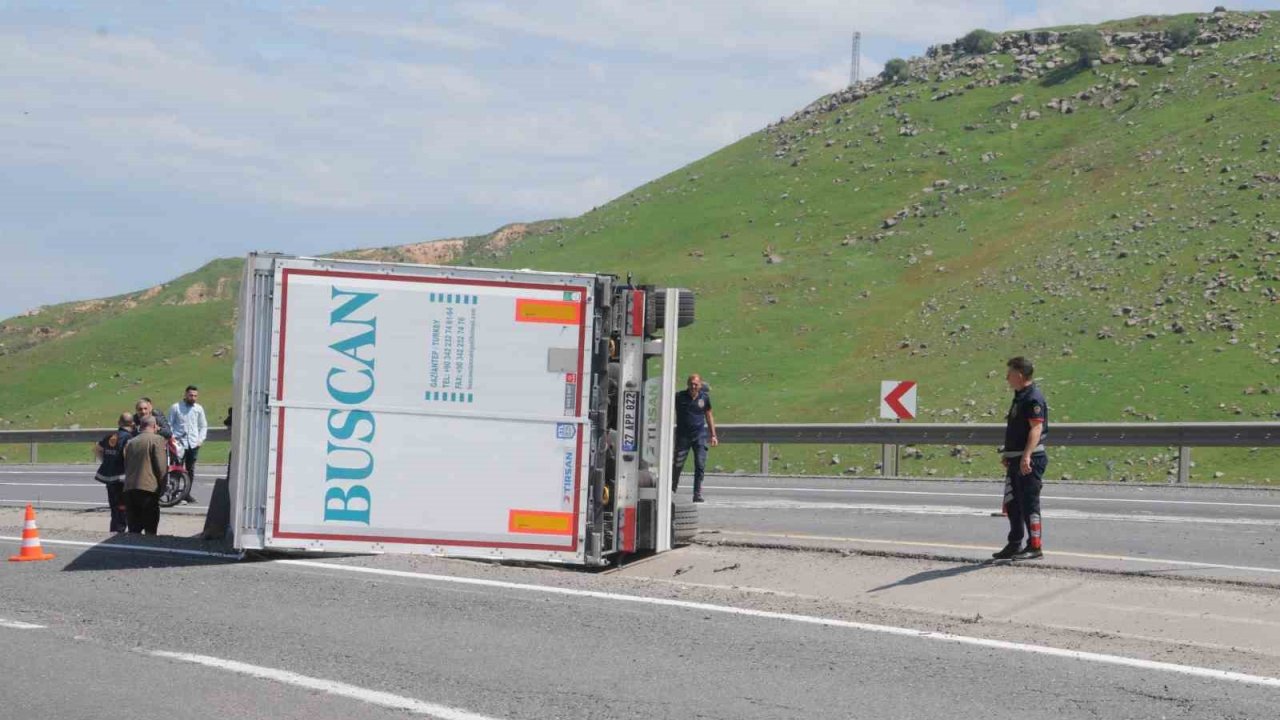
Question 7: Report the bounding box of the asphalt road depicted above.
[4,464,1280,582]
[3,541,1278,719]
[687,474,1280,583]
[0,463,219,512]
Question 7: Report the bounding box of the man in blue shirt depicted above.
[672,374,718,503]
[993,356,1049,561]
[168,385,208,505]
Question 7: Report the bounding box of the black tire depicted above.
[672,501,699,546]
[158,470,190,508]
[646,289,696,333]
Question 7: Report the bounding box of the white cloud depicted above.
[1005,0,1230,31]
[694,110,773,147]
[806,62,849,93]
[297,13,495,50]
[1,0,1274,320]
[85,115,277,160]
[0,31,375,207]
[466,173,622,217]
[805,53,884,93]
[1,0,1269,263]
[346,61,494,102]
[459,1,1265,60]
[0,30,513,210]
[459,0,1007,54]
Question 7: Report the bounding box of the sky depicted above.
[1,0,1272,319]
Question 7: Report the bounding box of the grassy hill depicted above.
[0,259,242,463]
[3,10,1278,483]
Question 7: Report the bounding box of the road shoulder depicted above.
[7,508,1280,684]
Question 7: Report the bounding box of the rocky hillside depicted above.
[3,9,1277,482]
[334,220,565,265]
[454,9,1280,482]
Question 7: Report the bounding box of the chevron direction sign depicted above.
[879,380,917,420]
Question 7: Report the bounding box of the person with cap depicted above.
[993,356,1049,561]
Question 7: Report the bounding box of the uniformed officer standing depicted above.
[672,373,718,503]
[993,357,1049,560]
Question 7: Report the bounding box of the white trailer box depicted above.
[229,254,693,565]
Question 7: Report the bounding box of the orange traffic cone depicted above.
[8,505,55,562]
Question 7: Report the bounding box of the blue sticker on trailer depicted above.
[562,451,575,507]
[556,423,576,439]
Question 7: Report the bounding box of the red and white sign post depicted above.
[880,380,917,420]
[879,380,916,478]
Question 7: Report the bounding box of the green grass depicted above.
[2,11,1278,483]
[0,260,239,463]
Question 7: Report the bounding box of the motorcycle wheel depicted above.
[158,470,190,508]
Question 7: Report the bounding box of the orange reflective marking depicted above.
[515,299,580,325]
[508,510,574,536]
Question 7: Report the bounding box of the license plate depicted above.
[622,390,639,453]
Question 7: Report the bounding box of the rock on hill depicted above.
[2,10,1277,482]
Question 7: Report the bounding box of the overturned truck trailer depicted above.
[228,253,696,565]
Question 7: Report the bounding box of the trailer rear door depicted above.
[259,258,596,563]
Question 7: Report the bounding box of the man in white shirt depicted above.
[168,385,208,505]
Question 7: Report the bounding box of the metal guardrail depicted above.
[3,422,1278,482]
[716,422,1280,482]
[0,428,231,463]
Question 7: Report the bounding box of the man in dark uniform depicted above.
[93,412,135,533]
[993,356,1049,561]
[672,373,718,503]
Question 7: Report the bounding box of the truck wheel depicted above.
[646,289,696,333]
[672,501,699,546]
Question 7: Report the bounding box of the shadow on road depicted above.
[868,562,993,593]
[59,533,239,572]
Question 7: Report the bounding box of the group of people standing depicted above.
[92,386,208,534]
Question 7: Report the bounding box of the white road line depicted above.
[0,470,220,475]
[151,651,503,720]
[0,500,102,506]
[0,536,241,559]
[713,531,1280,575]
[0,483,101,487]
[708,485,1280,510]
[0,619,46,630]
[708,499,1280,527]
[275,559,1280,690]
[0,471,92,475]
